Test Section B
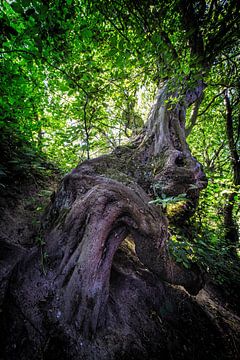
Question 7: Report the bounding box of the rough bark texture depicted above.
[223,92,239,252]
[1,84,239,359]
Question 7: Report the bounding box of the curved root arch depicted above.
[43,172,202,336]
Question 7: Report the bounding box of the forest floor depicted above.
[0,173,240,359]
[0,173,58,248]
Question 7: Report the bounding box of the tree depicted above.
[0,1,240,359]
[223,88,239,254]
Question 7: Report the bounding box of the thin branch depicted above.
[186,93,204,136]
[198,89,225,117]
[82,95,90,160]
[215,51,240,65]
[0,49,89,96]
[236,112,240,146]
[209,140,226,170]
[224,90,240,185]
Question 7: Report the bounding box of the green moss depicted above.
[101,168,134,185]
[92,150,147,185]
[167,201,188,220]
[152,155,167,175]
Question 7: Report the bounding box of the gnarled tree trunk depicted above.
[39,81,207,334]
[2,83,239,360]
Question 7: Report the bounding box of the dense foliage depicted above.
[0,0,239,288]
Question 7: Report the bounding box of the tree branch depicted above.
[0,49,89,96]
[186,93,204,137]
[197,89,225,117]
[224,90,240,185]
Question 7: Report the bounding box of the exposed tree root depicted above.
[3,83,237,359]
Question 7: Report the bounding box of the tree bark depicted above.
[1,82,223,360]
[224,91,240,186]
[223,91,239,253]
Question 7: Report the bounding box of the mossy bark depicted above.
[4,83,235,360]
